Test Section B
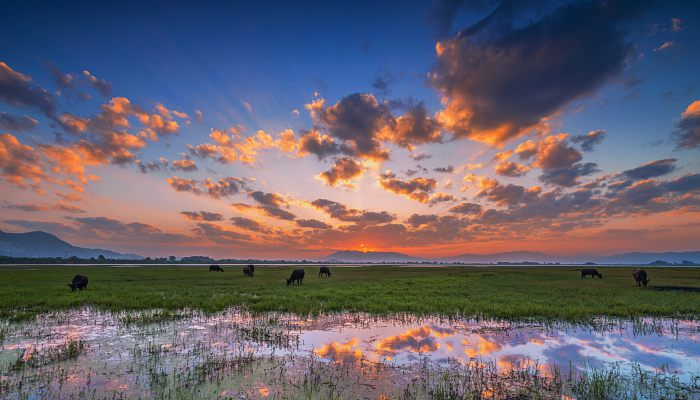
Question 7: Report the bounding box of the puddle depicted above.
[0,309,697,399]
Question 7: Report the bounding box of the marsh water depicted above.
[0,309,698,399]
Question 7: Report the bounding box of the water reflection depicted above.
[0,309,697,399]
[296,315,699,380]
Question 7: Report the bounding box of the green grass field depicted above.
[0,265,698,321]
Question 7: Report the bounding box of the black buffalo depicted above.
[243,265,253,277]
[319,266,331,278]
[581,268,603,279]
[209,265,224,272]
[632,269,650,287]
[287,269,305,286]
[68,274,88,292]
[248,264,255,277]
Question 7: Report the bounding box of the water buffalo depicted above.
[581,268,602,279]
[243,265,253,277]
[209,265,224,272]
[287,269,305,286]
[319,266,331,278]
[248,264,255,277]
[68,274,88,292]
[632,268,649,287]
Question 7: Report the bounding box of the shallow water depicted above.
[0,309,697,399]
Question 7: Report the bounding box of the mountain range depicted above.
[1,230,698,264]
[0,230,142,259]
[323,250,700,265]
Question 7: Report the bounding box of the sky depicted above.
[1,0,699,259]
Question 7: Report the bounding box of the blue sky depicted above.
[1,0,699,258]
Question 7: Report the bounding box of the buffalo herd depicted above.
[67,266,653,291]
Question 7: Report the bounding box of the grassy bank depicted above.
[0,265,697,320]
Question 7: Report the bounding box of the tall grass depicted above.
[0,265,697,321]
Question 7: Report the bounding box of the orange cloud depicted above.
[0,133,47,190]
[315,338,364,363]
[318,157,364,188]
[376,326,453,355]
[462,336,501,358]
[379,171,437,203]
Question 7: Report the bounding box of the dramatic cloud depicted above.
[171,158,197,172]
[259,206,296,221]
[622,159,676,181]
[72,216,190,242]
[308,93,392,160]
[506,134,599,187]
[430,1,649,145]
[495,161,530,177]
[0,112,37,131]
[673,100,700,149]
[379,171,437,203]
[230,216,270,233]
[191,222,250,244]
[204,177,247,199]
[0,61,57,118]
[473,177,541,208]
[372,69,395,94]
[449,202,482,215]
[168,176,251,200]
[180,211,224,221]
[249,191,287,208]
[167,176,201,195]
[318,157,364,187]
[45,97,184,179]
[571,130,606,152]
[82,70,112,97]
[6,216,190,244]
[188,128,290,165]
[539,162,598,187]
[533,134,582,170]
[136,157,169,174]
[0,133,47,190]
[2,201,85,214]
[232,191,296,221]
[390,102,442,149]
[311,199,395,224]
[296,129,344,160]
[434,165,454,173]
[428,192,456,205]
[295,219,332,229]
[45,62,74,89]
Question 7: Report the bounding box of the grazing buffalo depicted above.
[68,274,88,292]
[632,269,650,287]
[287,269,305,286]
[209,265,224,272]
[581,268,603,279]
[248,264,255,277]
[319,266,331,278]
[243,266,253,277]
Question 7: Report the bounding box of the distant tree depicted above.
[98,255,106,262]
[168,256,176,262]
[68,256,80,263]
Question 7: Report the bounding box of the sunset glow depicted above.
[1,1,699,259]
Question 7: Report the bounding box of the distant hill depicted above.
[443,251,556,264]
[0,230,142,260]
[591,251,700,265]
[321,250,424,263]
[321,249,700,265]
